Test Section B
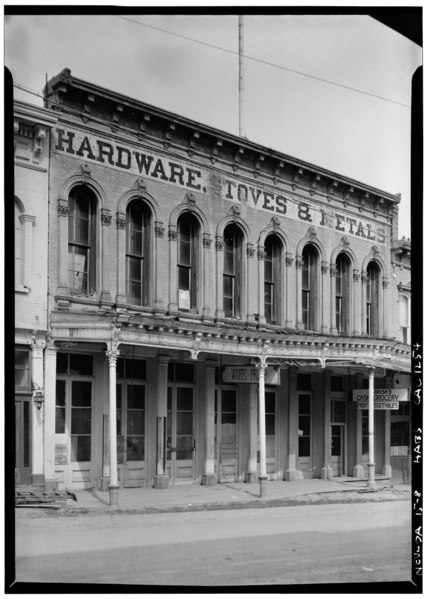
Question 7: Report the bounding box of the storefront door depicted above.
[167,386,195,483]
[116,383,146,487]
[331,424,345,476]
[15,397,31,485]
[215,389,238,482]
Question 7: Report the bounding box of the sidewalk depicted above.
[17,477,410,517]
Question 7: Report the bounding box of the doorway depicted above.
[167,385,195,483]
[331,424,346,477]
[116,383,146,487]
[215,388,239,482]
[15,397,31,485]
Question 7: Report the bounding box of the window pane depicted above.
[56,408,66,434]
[222,390,236,412]
[128,229,143,256]
[127,256,142,281]
[178,266,190,290]
[179,241,191,266]
[175,364,195,383]
[223,275,233,297]
[71,381,92,406]
[70,354,93,376]
[127,411,145,435]
[299,437,310,457]
[266,414,275,435]
[265,393,276,413]
[56,380,66,407]
[221,412,236,424]
[223,297,233,317]
[71,436,91,462]
[127,436,144,461]
[71,408,91,434]
[56,353,68,374]
[126,360,146,380]
[127,385,145,409]
[224,249,234,274]
[299,415,311,435]
[177,387,193,410]
[177,412,193,435]
[298,375,311,391]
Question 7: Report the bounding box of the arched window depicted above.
[223,224,243,318]
[264,235,281,324]
[15,200,23,287]
[366,261,380,336]
[126,200,150,306]
[335,253,351,334]
[68,186,97,294]
[177,212,199,311]
[302,245,318,331]
[399,294,410,344]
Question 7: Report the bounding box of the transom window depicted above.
[68,186,97,294]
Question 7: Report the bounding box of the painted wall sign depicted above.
[357,401,399,410]
[223,178,387,244]
[352,388,408,402]
[222,366,280,385]
[53,127,209,193]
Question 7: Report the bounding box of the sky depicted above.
[4,9,422,239]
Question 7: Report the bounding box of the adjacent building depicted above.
[15,68,412,500]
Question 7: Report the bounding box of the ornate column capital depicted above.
[246,243,255,258]
[58,198,69,216]
[101,208,112,226]
[257,246,265,260]
[203,233,212,248]
[353,269,360,282]
[285,253,294,267]
[155,221,165,238]
[215,236,224,251]
[330,264,337,277]
[321,261,329,275]
[295,256,303,269]
[116,212,126,229]
[106,348,120,366]
[168,225,178,241]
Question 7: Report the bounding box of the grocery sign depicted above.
[352,388,408,410]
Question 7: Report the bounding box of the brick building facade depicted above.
[15,69,411,499]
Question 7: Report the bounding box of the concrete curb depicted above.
[16,487,410,518]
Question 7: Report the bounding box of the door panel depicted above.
[115,383,145,487]
[331,424,345,477]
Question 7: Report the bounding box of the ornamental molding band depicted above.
[168,225,178,241]
[155,221,165,238]
[321,261,329,274]
[202,233,212,248]
[353,269,360,282]
[257,246,265,260]
[285,253,294,267]
[246,243,256,258]
[116,212,126,229]
[295,256,303,269]
[101,208,112,226]
[80,162,91,184]
[58,198,69,216]
[215,236,224,251]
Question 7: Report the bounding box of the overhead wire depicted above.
[115,15,410,109]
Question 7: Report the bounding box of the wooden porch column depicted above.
[154,356,170,488]
[30,334,46,487]
[321,371,333,480]
[286,371,299,481]
[106,346,120,505]
[202,361,217,486]
[383,410,392,477]
[43,342,57,492]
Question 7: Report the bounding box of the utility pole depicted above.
[239,15,245,138]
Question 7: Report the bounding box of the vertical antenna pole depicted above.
[239,15,245,138]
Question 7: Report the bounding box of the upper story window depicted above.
[302,244,318,331]
[264,235,281,324]
[15,201,23,288]
[177,212,199,311]
[223,224,243,318]
[399,294,410,344]
[15,347,31,393]
[68,186,97,294]
[366,261,380,336]
[126,200,150,306]
[336,253,351,334]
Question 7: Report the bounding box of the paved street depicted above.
[15,500,411,586]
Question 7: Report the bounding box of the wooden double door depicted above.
[167,385,196,484]
[215,389,239,482]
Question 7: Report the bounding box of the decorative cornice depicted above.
[111,104,123,132]
[58,198,69,216]
[233,147,244,172]
[253,154,264,178]
[155,221,165,238]
[211,139,223,164]
[101,208,112,226]
[273,160,284,184]
[310,174,321,196]
[188,131,200,157]
[82,94,95,123]
[327,180,338,202]
[138,113,151,138]
[292,168,303,191]
[164,122,176,149]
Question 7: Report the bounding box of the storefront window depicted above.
[15,347,31,392]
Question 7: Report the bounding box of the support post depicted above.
[367,368,376,488]
[257,356,268,497]
[106,346,120,505]
[202,361,217,486]
[154,356,170,488]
